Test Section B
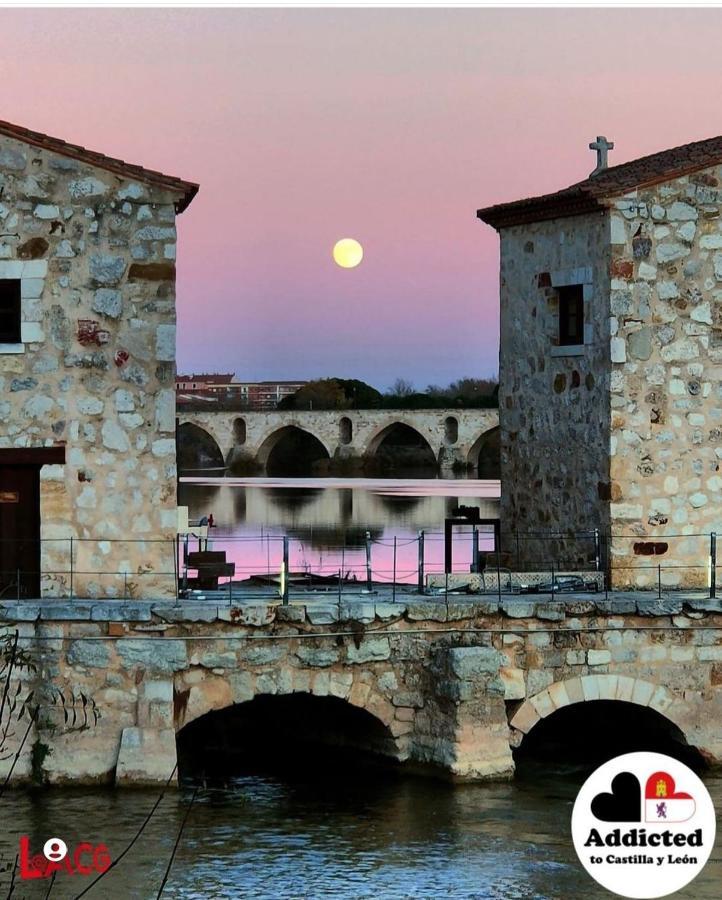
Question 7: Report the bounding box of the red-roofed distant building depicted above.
[176,374,305,409]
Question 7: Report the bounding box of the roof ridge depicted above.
[0,118,198,213]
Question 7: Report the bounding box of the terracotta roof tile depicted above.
[0,119,198,213]
[477,135,722,229]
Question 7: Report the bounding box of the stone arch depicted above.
[467,426,500,478]
[173,670,406,762]
[176,421,226,470]
[256,424,333,468]
[363,421,436,459]
[510,675,687,742]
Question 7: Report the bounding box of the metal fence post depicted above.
[472,525,479,573]
[417,530,425,595]
[392,536,397,603]
[658,563,662,600]
[365,531,372,593]
[282,535,289,606]
[710,532,717,599]
[594,528,600,572]
[69,536,74,600]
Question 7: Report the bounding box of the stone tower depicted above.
[0,119,197,599]
[477,136,722,588]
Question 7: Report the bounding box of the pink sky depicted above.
[1,9,718,389]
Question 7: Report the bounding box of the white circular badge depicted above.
[43,837,67,862]
[571,752,716,898]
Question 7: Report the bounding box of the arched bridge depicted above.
[176,406,499,474]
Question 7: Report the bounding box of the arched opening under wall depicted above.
[176,694,400,783]
[260,427,331,476]
[514,700,705,780]
[177,422,225,473]
[365,424,437,477]
[468,427,500,479]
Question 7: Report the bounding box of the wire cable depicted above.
[155,786,199,899]
[73,763,178,900]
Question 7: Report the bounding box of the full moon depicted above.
[333,238,363,269]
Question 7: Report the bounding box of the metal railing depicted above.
[0,528,720,602]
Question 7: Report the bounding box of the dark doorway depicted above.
[0,465,40,598]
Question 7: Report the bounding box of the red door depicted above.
[0,465,40,599]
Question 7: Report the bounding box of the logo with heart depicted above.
[571,752,716,899]
[644,771,695,823]
[590,771,641,822]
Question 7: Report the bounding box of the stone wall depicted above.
[606,168,722,588]
[0,133,187,599]
[1,596,720,786]
[497,213,611,564]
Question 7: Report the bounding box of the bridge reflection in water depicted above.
[178,477,501,587]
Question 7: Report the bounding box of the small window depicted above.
[558,284,584,346]
[0,280,20,344]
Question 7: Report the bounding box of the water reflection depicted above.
[2,774,720,899]
[178,477,501,584]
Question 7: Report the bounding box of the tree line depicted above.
[276,377,498,411]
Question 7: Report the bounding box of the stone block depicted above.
[535,603,565,622]
[338,600,377,623]
[67,639,110,668]
[587,649,612,666]
[447,646,503,679]
[346,637,390,663]
[328,671,353,699]
[306,605,339,625]
[295,644,339,667]
[116,638,187,672]
[238,642,284,666]
[499,666,525,700]
[115,727,177,785]
[636,599,683,616]
[500,599,536,618]
[405,602,447,622]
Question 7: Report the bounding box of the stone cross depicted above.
[589,136,614,177]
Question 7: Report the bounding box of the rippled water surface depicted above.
[2,772,720,899]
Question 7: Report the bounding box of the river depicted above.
[177,477,501,588]
[2,771,720,899]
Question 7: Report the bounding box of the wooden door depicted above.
[0,465,40,599]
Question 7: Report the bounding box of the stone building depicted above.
[0,119,197,599]
[477,135,722,588]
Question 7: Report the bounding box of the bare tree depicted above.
[388,378,415,397]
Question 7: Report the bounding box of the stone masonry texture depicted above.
[0,130,193,599]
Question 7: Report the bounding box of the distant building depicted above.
[176,375,305,409]
[477,133,722,588]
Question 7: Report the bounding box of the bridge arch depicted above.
[511,675,681,735]
[174,671,404,777]
[256,425,333,475]
[509,675,702,767]
[468,426,500,478]
[177,421,226,470]
[363,421,436,460]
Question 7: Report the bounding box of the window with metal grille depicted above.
[0,280,21,344]
[558,284,584,346]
